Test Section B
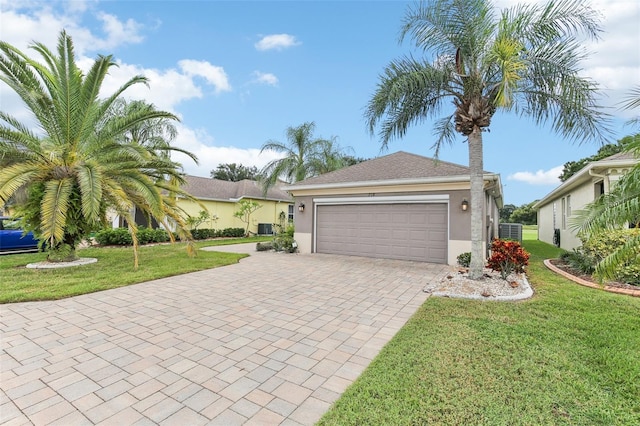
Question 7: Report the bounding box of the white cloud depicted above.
[508,166,563,185]
[252,71,279,86]
[254,34,301,51]
[178,60,232,94]
[171,125,284,177]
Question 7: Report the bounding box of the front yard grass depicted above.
[0,237,271,303]
[318,237,640,425]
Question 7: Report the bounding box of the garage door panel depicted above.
[316,203,447,263]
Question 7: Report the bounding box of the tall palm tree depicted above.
[365,0,610,279]
[0,30,197,266]
[260,122,342,188]
[308,137,353,176]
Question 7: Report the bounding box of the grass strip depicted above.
[0,237,271,303]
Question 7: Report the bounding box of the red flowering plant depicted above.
[486,238,530,280]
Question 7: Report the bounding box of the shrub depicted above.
[457,252,471,268]
[191,228,218,240]
[560,248,596,275]
[486,238,530,280]
[94,227,170,246]
[220,227,245,238]
[273,225,297,253]
[581,229,640,285]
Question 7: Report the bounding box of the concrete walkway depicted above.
[1,244,449,425]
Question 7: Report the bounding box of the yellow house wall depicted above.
[178,198,291,234]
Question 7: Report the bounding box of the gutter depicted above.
[283,173,500,192]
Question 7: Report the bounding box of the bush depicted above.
[272,225,297,253]
[191,228,218,240]
[581,229,640,285]
[560,248,596,275]
[486,238,530,280]
[94,227,170,246]
[220,227,245,238]
[457,252,471,268]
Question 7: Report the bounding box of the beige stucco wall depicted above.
[178,198,292,234]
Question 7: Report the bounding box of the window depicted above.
[561,197,566,230]
[567,195,571,217]
[552,202,557,230]
[288,204,294,222]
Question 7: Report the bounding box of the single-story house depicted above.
[177,176,294,234]
[109,176,294,234]
[283,151,503,265]
[534,151,638,251]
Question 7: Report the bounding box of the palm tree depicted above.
[308,137,353,176]
[365,0,610,279]
[260,122,345,188]
[0,30,197,267]
[572,87,640,282]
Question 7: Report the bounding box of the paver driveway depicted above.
[1,244,449,425]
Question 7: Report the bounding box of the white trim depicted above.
[312,195,450,254]
[313,194,449,205]
[284,174,499,192]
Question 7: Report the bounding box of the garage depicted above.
[315,203,448,263]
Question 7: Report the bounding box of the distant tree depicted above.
[559,141,631,182]
[260,122,351,189]
[342,156,369,166]
[509,201,538,225]
[234,200,262,236]
[499,204,516,222]
[211,163,260,182]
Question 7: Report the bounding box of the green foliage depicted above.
[499,204,516,222]
[259,122,352,190]
[558,140,634,182]
[456,252,471,268]
[0,31,198,268]
[233,200,262,236]
[508,201,538,225]
[211,163,260,181]
[272,225,297,253]
[486,239,530,279]
[581,229,640,285]
[559,248,596,275]
[220,228,245,238]
[94,227,171,246]
[185,210,210,230]
[190,228,217,240]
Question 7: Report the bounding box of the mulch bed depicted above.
[548,258,639,291]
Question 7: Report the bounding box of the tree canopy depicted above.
[211,163,260,182]
[558,136,638,182]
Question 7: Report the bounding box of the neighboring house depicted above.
[283,151,503,265]
[177,176,294,235]
[534,151,638,251]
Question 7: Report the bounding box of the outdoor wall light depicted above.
[298,203,305,212]
[461,199,469,212]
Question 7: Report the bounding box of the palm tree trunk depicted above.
[468,127,485,280]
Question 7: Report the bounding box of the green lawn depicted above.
[0,237,271,303]
[318,235,640,425]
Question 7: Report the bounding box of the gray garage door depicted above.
[316,203,447,263]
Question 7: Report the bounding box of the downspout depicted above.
[589,169,609,192]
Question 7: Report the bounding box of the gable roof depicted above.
[181,175,292,203]
[284,151,498,191]
[534,151,639,209]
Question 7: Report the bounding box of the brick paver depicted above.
[1,244,448,425]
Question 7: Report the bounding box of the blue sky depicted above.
[1,0,638,206]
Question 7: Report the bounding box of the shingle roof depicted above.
[287,151,484,187]
[181,175,292,202]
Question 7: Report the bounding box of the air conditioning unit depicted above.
[257,223,273,235]
[498,223,522,241]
